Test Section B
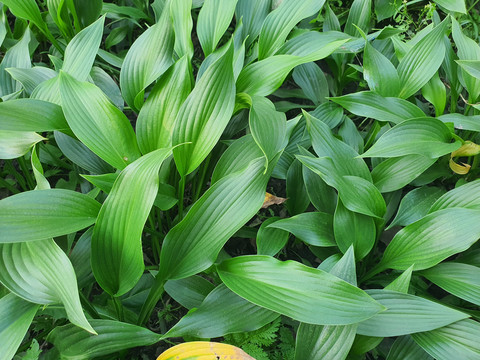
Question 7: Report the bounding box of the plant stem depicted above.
[193,153,212,202]
[112,296,125,322]
[177,176,186,221]
[468,0,480,12]
[137,275,166,325]
[148,214,160,264]
[17,157,35,190]
[80,292,101,319]
[5,161,27,191]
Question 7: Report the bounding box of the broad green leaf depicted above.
[31,145,49,190]
[164,275,215,310]
[295,248,357,360]
[90,66,124,110]
[397,18,449,98]
[6,66,57,95]
[0,293,38,360]
[364,40,400,97]
[1,0,45,33]
[136,56,192,154]
[0,28,31,97]
[433,0,466,13]
[92,148,172,296]
[372,155,437,193]
[0,239,95,333]
[59,71,141,170]
[422,73,446,117]
[429,180,480,212]
[268,212,335,247]
[73,0,102,28]
[387,335,433,360]
[303,159,337,214]
[70,228,94,289]
[439,114,480,132]
[339,116,364,154]
[197,0,237,56]
[47,319,161,359]
[309,102,344,129]
[412,319,480,360]
[62,16,105,81]
[286,159,310,215]
[119,3,174,111]
[0,131,45,159]
[257,217,290,256]
[334,199,376,260]
[385,266,414,293]
[218,255,384,325]
[0,99,68,132]
[165,284,279,339]
[388,187,445,229]
[30,75,61,105]
[379,208,480,271]
[345,0,371,36]
[420,262,480,306]
[235,0,270,49]
[456,60,480,80]
[361,118,460,158]
[171,0,194,59]
[258,0,325,59]
[293,62,328,105]
[172,43,235,176]
[0,189,100,243]
[357,290,468,337]
[330,91,425,124]
[375,0,396,21]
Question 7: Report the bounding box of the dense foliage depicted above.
[1,0,480,359]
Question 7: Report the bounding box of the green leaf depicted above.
[286,159,310,215]
[119,3,174,111]
[62,16,105,81]
[422,73,446,117]
[375,0,396,21]
[363,40,399,97]
[345,0,372,36]
[330,91,425,124]
[456,60,480,80]
[386,335,433,360]
[0,99,68,132]
[0,189,100,243]
[357,290,468,337]
[0,131,45,159]
[165,284,279,339]
[412,319,480,360]
[429,180,480,212]
[7,66,57,95]
[372,155,437,193]
[397,18,449,99]
[293,62,328,105]
[258,0,325,59]
[171,0,194,59]
[1,0,45,33]
[439,114,480,132]
[388,187,445,229]
[0,293,39,360]
[420,262,480,306]
[257,217,290,256]
[59,71,141,170]
[172,43,235,176]
[433,0,466,13]
[70,228,94,289]
[218,255,384,325]
[379,208,480,271]
[136,56,192,154]
[268,212,335,247]
[31,145,49,190]
[164,275,215,310]
[92,148,172,296]
[47,319,161,359]
[385,266,414,293]
[309,102,344,129]
[197,0,237,56]
[361,118,460,158]
[235,0,270,49]
[0,239,95,333]
[73,0,102,27]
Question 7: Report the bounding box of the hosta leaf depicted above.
[197,0,237,56]
[172,43,235,176]
[157,342,255,360]
[456,60,480,80]
[1,0,45,32]
[309,102,344,129]
[59,71,141,170]
[388,187,445,229]
[345,0,371,36]
[0,293,39,360]
[330,91,425,124]
[165,284,278,338]
[70,228,94,289]
[412,319,480,360]
[90,66,124,110]
[357,290,468,337]
[0,189,100,243]
[235,0,270,49]
[363,41,400,97]
[257,217,290,256]
[422,72,446,116]
[136,56,192,154]
[268,212,335,247]
[218,255,384,325]
[258,0,325,59]
[7,66,57,95]
[286,159,310,215]
[119,3,174,111]
[379,208,480,271]
[0,99,68,132]
[433,0,466,13]
[74,0,102,27]
[361,118,460,158]
[439,114,480,132]
[372,155,437,193]
[0,239,95,333]
[164,275,215,310]
[62,16,104,81]
[92,148,172,296]
[385,266,414,293]
[171,0,194,59]
[293,62,328,105]
[0,131,45,159]
[31,145,49,190]
[429,179,480,212]
[420,262,480,306]
[47,319,161,359]
[387,335,433,360]
[397,18,448,98]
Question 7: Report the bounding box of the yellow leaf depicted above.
[262,192,286,209]
[451,141,480,158]
[449,157,471,175]
[157,341,255,360]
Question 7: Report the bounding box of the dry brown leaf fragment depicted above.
[262,192,286,208]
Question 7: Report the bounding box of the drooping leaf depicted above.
[218,255,385,325]
[0,131,45,159]
[0,189,100,243]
